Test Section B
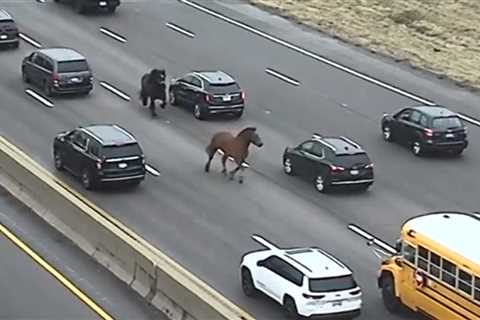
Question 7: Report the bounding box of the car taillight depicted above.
[241,90,246,101]
[365,163,374,169]
[303,293,326,299]
[52,73,60,85]
[205,94,213,103]
[329,164,345,173]
[424,128,433,137]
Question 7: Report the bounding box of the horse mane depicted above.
[237,127,256,136]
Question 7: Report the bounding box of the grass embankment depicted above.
[249,0,480,89]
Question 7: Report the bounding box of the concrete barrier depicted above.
[0,135,255,320]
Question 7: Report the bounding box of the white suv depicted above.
[240,235,362,319]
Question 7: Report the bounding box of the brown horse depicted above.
[204,127,263,183]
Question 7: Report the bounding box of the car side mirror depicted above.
[400,114,410,120]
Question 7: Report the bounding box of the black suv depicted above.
[22,47,93,96]
[53,124,146,190]
[282,134,374,193]
[381,105,468,156]
[0,10,19,49]
[54,0,120,14]
[168,70,245,120]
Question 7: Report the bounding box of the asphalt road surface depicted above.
[1,0,479,319]
[0,187,167,320]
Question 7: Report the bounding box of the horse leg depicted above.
[238,166,245,184]
[229,164,241,181]
[149,99,157,117]
[140,91,148,106]
[221,155,228,175]
[204,149,215,173]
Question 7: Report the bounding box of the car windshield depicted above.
[101,143,142,159]
[309,275,357,293]
[334,153,370,167]
[432,116,463,131]
[57,60,89,73]
[207,82,240,94]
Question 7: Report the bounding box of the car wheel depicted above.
[232,110,243,119]
[22,69,30,83]
[283,158,295,175]
[450,148,463,157]
[382,126,393,142]
[44,81,53,97]
[314,174,328,193]
[81,169,94,190]
[411,141,423,156]
[11,42,19,49]
[54,152,64,171]
[381,274,402,313]
[283,296,298,319]
[241,268,256,297]
[193,104,205,120]
[169,91,178,106]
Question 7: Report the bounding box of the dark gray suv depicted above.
[0,10,19,48]
[22,47,93,96]
[54,0,120,14]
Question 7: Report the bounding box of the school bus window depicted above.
[402,243,416,264]
[429,251,441,278]
[417,246,429,271]
[441,259,457,287]
[458,269,473,295]
[474,277,480,301]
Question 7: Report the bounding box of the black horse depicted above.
[140,69,167,117]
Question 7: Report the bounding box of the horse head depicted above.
[239,127,263,148]
[150,68,166,85]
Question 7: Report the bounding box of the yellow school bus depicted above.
[374,211,480,320]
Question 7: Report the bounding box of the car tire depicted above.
[241,268,257,297]
[283,296,299,319]
[81,169,95,190]
[411,141,423,156]
[450,148,463,157]
[44,81,53,97]
[381,274,402,313]
[232,110,243,119]
[193,104,205,120]
[382,126,393,142]
[22,69,30,83]
[54,152,64,171]
[11,41,19,49]
[283,158,295,175]
[314,174,328,193]
[169,91,178,106]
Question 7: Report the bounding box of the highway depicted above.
[0,0,479,319]
[0,187,167,320]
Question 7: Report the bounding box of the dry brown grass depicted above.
[249,0,480,89]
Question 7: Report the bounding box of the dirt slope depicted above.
[249,0,480,89]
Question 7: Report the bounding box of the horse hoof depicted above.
[221,170,227,176]
[238,179,244,184]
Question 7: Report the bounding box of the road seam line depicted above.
[165,22,195,38]
[99,27,127,43]
[99,81,131,101]
[25,89,54,108]
[0,223,114,320]
[265,68,300,86]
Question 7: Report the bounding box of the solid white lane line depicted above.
[265,68,300,86]
[25,89,54,108]
[179,0,434,105]
[99,81,131,101]
[165,22,195,38]
[145,164,161,177]
[458,113,480,127]
[19,33,42,48]
[99,27,127,43]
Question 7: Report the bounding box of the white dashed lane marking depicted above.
[99,81,131,101]
[165,22,195,38]
[25,89,54,108]
[265,68,300,86]
[19,33,42,48]
[99,27,127,43]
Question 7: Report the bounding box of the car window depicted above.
[33,55,45,67]
[71,131,88,149]
[310,142,325,158]
[88,140,100,157]
[181,75,195,85]
[299,141,314,152]
[432,116,463,130]
[44,59,53,72]
[57,60,89,73]
[206,82,240,94]
[190,76,202,88]
[397,109,412,120]
[334,153,370,167]
[309,275,357,292]
[410,111,421,124]
[419,115,428,127]
[263,256,303,286]
[101,143,142,158]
